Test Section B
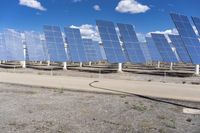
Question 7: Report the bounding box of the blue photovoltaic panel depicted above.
[64,27,88,62]
[24,32,47,61]
[99,44,107,60]
[3,29,24,61]
[146,37,162,62]
[0,33,6,60]
[140,42,152,62]
[41,39,49,61]
[96,20,127,63]
[192,16,200,35]
[43,25,67,62]
[171,13,200,64]
[117,23,146,63]
[82,39,101,62]
[93,41,104,61]
[168,35,191,63]
[151,33,178,63]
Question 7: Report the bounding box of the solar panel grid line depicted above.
[0,33,7,60]
[92,41,104,61]
[140,42,152,62]
[96,20,127,63]
[117,23,146,63]
[145,37,163,62]
[168,34,192,63]
[151,33,178,63]
[3,29,24,61]
[43,25,68,62]
[170,13,200,64]
[82,39,98,62]
[24,32,47,61]
[64,27,88,62]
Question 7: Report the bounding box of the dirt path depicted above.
[0,72,200,102]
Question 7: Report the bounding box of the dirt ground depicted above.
[0,68,200,85]
[0,83,200,133]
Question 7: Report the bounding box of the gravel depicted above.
[0,83,200,133]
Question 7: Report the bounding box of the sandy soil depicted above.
[0,68,200,85]
[0,83,200,133]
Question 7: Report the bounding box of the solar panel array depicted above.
[93,41,104,61]
[99,44,107,60]
[151,33,178,63]
[192,16,200,35]
[168,35,191,63]
[145,37,162,62]
[64,27,88,62]
[96,20,126,63]
[24,32,47,61]
[140,42,151,62]
[0,33,7,60]
[43,25,67,62]
[82,39,101,62]
[170,13,200,64]
[3,29,24,61]
[117,23,146,63]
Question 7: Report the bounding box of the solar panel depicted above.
[170,13,200,64]
[96,20,127,63]
[168,34,191,63]
[192,16,200,35]
[151,33,178,63]
[145,37,162,62]
[82,39,101,62]
[24,32,47,61]
[92,41,104,61]
[64,27,88,62]
[140,42,152,62]
[99,44,107,60]
[0,33,7,60]
[43,25,68,62]
[117,23,146,63]
[3,29,24,61]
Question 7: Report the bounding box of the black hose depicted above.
[89,81,200,110]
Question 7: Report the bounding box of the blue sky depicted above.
[0,0,199,41]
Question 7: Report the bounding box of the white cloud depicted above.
[115,0,150,14]
[93,5,101,11]
[147,28,178,42]
[147,28,178,36]
[19,0,46,11]
[70,24,100,41]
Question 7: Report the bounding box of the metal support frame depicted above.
[63,62,67,70]
[47,61,50,66]
[118,63,123,72]
[157,61,160,68]
[89,61,92,66]
[80,62,83,67]
[195,64,199,75]
[170,62,173,70]
[22,44,26,68]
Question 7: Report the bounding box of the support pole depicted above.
[118,63,123,72]
[195,64,199,75]
[63,62,67,70]
[22,44,26,68]
[80,62,83,67]
[89,61,92,66]
[157,61,160,68]
[47,61,50,66]
[170,62,173,70]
